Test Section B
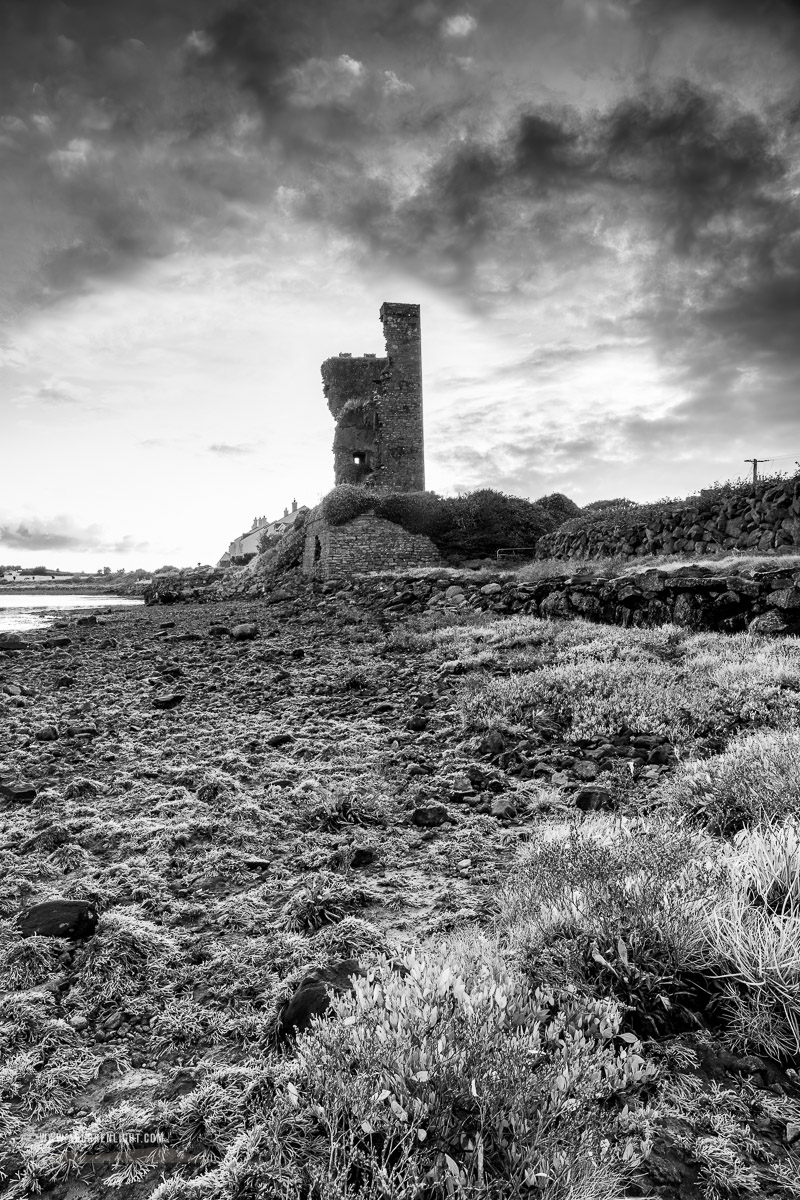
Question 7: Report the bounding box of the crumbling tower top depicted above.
[321,302,425,492]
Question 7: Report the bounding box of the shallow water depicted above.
[0,593,143,634]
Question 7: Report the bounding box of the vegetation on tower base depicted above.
[318,485,574,562]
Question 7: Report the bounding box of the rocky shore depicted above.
[2,592,799,1197]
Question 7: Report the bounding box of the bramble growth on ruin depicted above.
[321,302,425,492]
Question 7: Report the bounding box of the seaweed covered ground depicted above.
[1,582,799,1199]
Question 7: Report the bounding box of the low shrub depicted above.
[668,728,800,834]
[495,816,722,1037]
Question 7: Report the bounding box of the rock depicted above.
[231,623,258,640]
[17,898,98,940]
[34,725,59,741]
[208,624,230,636]
[278,958,366,1038]
[152,693,185,710]
[0,780,36,802]
[491,797,517,819]
[75,615,97,627]
[574,787,612,811]
[478,729,507,757]
[98,638,118,649]
[2,682,22,696]
[411,803,449,827]
[767,588,800,610]
[349,846,375,868]
[0,633,25,650]
[406,715,428,732]
[65,722,99,738]
[266,732,294,748]
[290,646,305,658]
[748,610,789,635]
[68,1013,89,1030]
[56,675,75,688]
[572,761,599,780]
[480,583,503,596]
[786,1122,800,1146]
[45,636,72,649]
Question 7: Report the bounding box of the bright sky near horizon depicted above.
[1,0,800,571]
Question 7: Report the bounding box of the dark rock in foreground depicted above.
[278,958,366,1039]
[17,898,98,940]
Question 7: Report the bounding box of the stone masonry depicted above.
[301,511,441,581]
[321,302,425,492]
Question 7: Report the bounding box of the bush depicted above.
[583,499,637,513]
[535,493,584,523]
[288,941,656,1198]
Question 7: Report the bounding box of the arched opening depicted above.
[314,536,322,563]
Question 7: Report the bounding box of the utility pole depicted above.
[744,458,770,486]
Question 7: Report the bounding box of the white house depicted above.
[218,500,305,566]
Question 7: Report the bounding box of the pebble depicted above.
[152,693,185,710]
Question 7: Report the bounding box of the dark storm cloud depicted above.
[0,515,148,554]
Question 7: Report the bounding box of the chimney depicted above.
[292,498,297,511]
[283,507,288,517]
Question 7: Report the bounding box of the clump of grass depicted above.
[281,873,372,932]
[72,907,180,1002]
[702,819,800,1060]
[668,728,800,834]
[310,916,389,961]
[296,785,387,832]
[0,923,65,989]
[63,777,103,800]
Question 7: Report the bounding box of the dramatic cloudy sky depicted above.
[2,0,800,569]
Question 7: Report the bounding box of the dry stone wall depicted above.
[144,560,800,636]
[537,480,800,561]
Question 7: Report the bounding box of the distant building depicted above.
[218,500,306,566]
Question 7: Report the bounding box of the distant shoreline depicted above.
[0,583,143,596]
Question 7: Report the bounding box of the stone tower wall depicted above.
[377,302,425,492]
[302,510,441,579]
[320,302,425,491]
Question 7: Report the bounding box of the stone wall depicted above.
[321,301,425,492]
[145,557,800,637]
[302,511,441,580]
[536,479,800,561]
[338,564,800,636]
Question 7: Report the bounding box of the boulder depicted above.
[748,610,790,635]
[0,633,25,650]
[278,959,366,1038]
[17,898,98,940]
[231,623,258,640]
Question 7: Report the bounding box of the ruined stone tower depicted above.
[321,302,425,492]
